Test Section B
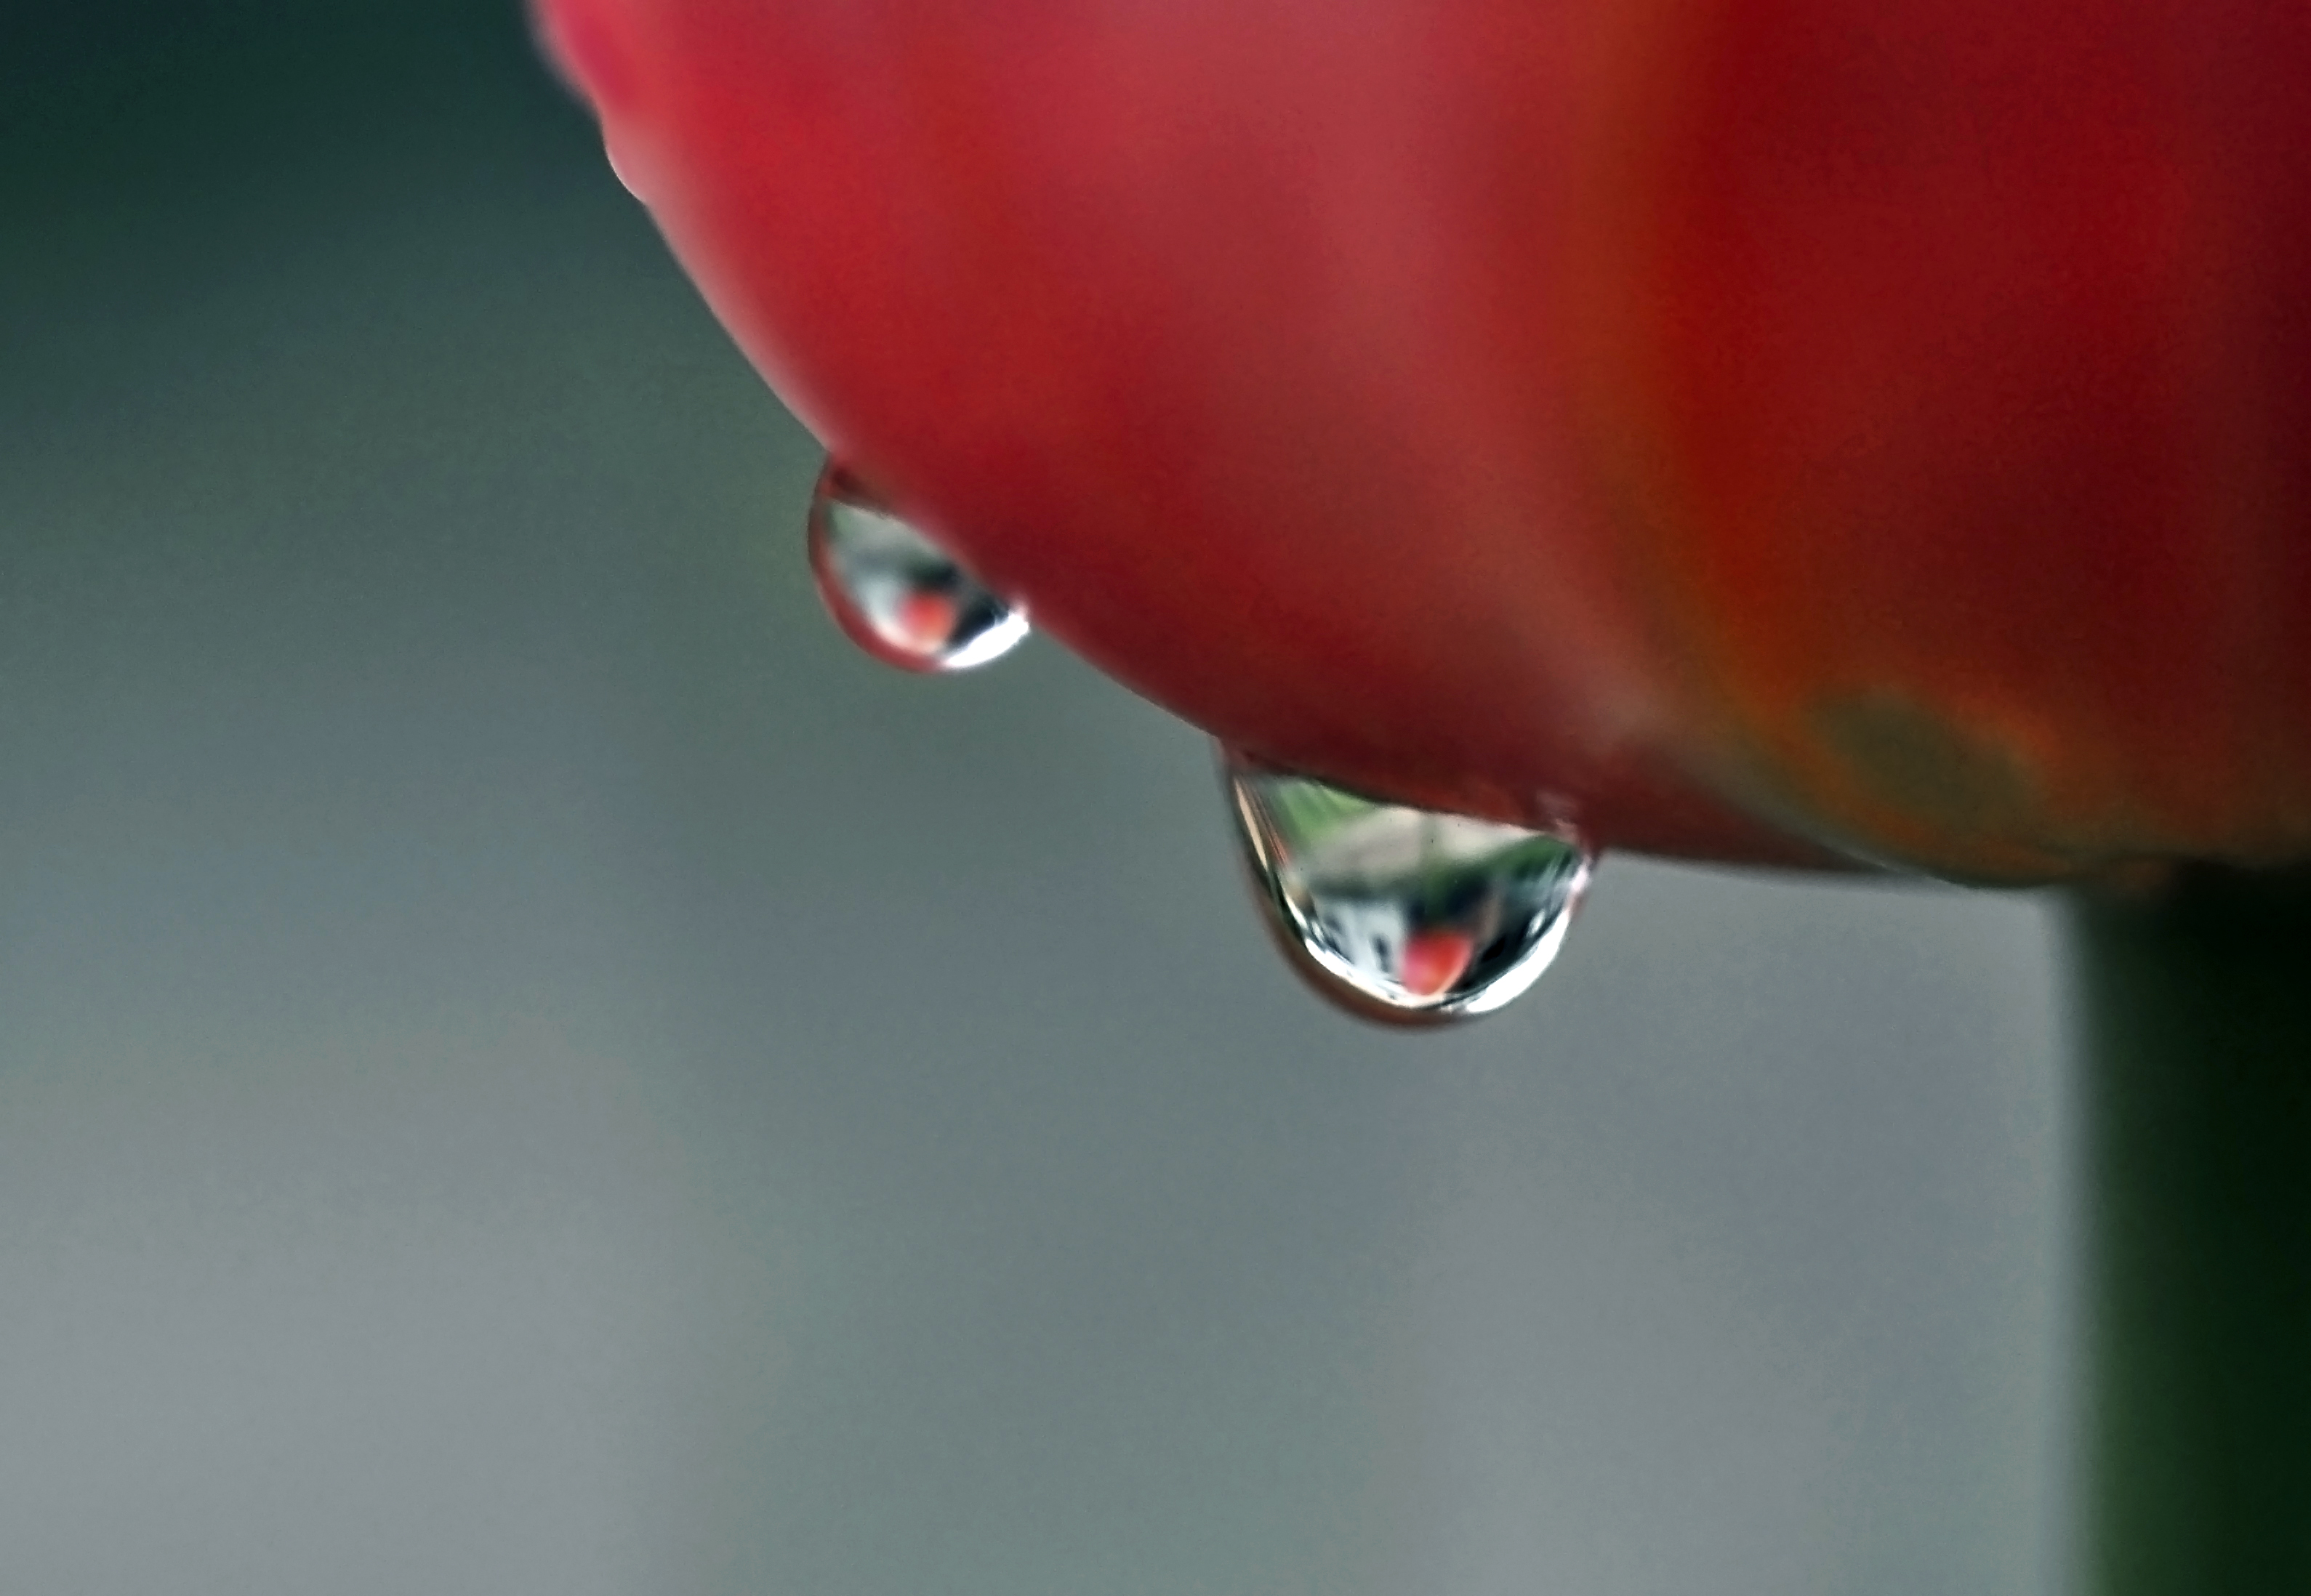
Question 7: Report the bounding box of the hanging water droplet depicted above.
[1222,748,1594,1024]
[808,460,1029,672]
[603,137,648,203]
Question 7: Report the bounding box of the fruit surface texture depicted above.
[538,0,2311,879]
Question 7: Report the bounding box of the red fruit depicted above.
[535,0,2311,881]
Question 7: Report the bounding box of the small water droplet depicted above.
[604,137,648,203]
[1222,749,1594,1024]
[808,460,1029,672]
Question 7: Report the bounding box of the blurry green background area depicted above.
[1,5,2067,1593]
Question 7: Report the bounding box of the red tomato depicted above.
[536,0,2311,881]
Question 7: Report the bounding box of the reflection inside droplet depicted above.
[808,460,1029,672]
[1222,747,1594,1024]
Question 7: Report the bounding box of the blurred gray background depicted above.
[1,6,2067,1592]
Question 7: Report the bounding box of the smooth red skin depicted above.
[1615,0,2311,876]
[539,0,2311,877]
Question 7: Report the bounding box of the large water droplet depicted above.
[808,460,1029,672]
[1222,749,1594,1024]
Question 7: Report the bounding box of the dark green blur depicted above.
[2077,870,2311,1595]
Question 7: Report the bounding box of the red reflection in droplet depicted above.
[1399,930,1477,1000]
[892,590,961,655]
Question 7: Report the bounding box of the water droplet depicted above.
[1222,749,1593,1024]
[808,460,1029,672]
[604,137,648,203]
